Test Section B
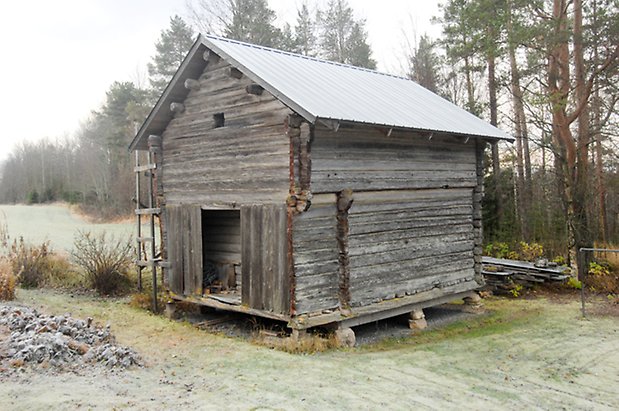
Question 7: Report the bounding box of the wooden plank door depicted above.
[166,205,183,295]
[166,204,203,296]
[241,204,289,314]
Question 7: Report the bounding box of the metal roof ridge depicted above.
[202,34,411,82]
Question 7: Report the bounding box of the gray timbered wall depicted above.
[292,125,481,313]
[161,58,292,206]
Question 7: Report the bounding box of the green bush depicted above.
[552,255,567,266]
[71,231,133,295]
[589,261,611,277]
[62,190,83,204]
[567,277,582,290]
[484,241,544,262]
[26,190,40,204]
[484,242,511,259]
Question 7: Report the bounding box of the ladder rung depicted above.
[136,237,154,242]
[135,260,169,268]
[135,208,161,215]
[134,164,157,172]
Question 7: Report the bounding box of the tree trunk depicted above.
[463,54,476,115]
[591,0,608,243]
[507,1,530,241]
[548,0,592,280]
[487,34,502,236]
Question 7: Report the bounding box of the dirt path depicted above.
[1,289,618,410]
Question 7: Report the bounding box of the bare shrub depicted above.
[0,259,16,300]
[71,231,133,295]
[9,238,52,288]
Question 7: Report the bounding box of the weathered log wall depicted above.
[161,59,292,205]
[292,125,480,313]
[347,189,476,306]
[311,126,477,193]
[292,195,339,314]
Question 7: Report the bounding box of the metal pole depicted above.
[579,248,586,318]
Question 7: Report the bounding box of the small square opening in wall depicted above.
[213,112,225,128]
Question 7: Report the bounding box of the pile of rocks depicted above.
[0,305,141,371]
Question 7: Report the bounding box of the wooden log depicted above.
[246,83,264,95]
[336,189,353,310]
[229,67,243,79]
[184,78,201,91]
[170,102,185,115]
[203,50,219,63]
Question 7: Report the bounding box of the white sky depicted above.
[0,0,442,161]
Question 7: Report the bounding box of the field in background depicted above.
[0,204,140,253]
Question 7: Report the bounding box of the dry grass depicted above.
[0,258,16,300]
[594,244,619,269]
[586,244,619,296]
[252,329,341,354]
[128,291,167,314]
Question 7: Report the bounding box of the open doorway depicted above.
[201,209,241,297]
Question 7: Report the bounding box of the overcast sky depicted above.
[0,0,442,161]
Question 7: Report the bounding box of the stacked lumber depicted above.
[482,256,570,292]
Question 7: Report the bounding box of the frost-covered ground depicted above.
[1,289,617,410]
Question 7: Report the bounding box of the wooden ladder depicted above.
[134,149,166,312]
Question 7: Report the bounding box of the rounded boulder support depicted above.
[164,301,177,320]
[463,292,483,308]
[408,309,427,330]
[334,327,356,348]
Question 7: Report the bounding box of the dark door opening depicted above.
[201,209,241,296]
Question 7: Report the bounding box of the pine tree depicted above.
[293,2,318,56]
[317,0,376,69]
[437,0,484,116]
[224,0,282,47]
[148,15,195,95]
[408,35,441,93]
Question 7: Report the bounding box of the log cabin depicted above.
[129,34,512,344]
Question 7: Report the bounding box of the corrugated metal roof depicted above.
[202,34,512,141]
[130,34,511,150]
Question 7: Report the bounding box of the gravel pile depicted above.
[0,305,141,371]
